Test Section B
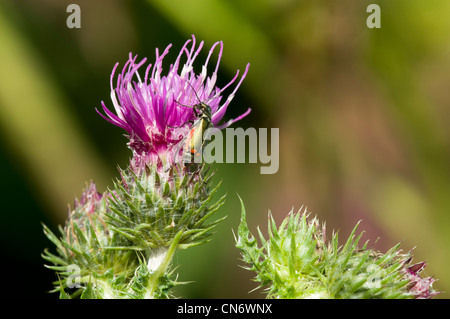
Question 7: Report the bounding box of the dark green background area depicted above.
[0,0,449,299]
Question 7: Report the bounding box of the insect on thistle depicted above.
[173,82,214,167]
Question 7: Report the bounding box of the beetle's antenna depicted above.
[185,81,203,104]
[179,79,218,107]
[175,100,194,109]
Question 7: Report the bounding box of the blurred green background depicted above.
[1,0,449,299]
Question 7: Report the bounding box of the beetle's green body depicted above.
[183,101,212,164]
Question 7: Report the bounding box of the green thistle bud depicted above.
[107,159,226,251]
[235,199,440,299]
[42,160,225,299]
[42,182,140,298]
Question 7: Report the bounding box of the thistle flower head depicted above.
[97,35,251,169]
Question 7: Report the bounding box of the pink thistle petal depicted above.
[98,35,251,168]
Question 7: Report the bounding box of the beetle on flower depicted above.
[97,35,251,171]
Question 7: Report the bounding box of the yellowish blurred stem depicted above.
[0,4,110,224]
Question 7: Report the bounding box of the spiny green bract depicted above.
[107,164,226,250]
[42,163,226,299]
[42,182,141,298]
[235,199,437,299]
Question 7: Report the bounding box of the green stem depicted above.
[145,230,183,298]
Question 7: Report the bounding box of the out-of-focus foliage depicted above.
[0,0,448,298]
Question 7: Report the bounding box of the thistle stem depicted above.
[144,230,183,299]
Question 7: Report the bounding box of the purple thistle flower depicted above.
[97,35,251,168]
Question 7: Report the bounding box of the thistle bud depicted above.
[42,182,141,298]
[236,199,440,299]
